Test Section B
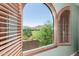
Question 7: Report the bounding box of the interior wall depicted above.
[71,4,79,52]
[71,4,79,51]
[77,6,79,50]
[35,3,79,56]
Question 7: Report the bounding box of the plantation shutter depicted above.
[0,3,22,56]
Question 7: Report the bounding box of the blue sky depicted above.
[23,3,53,27]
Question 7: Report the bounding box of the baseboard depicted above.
[70,51,78,56]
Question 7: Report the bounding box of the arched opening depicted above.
[58,6,71,45]
[22,3,56,52]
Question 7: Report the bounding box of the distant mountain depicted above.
[23,25,44,30]
[23,26,32,29]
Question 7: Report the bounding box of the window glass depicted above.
[23,3,54,51]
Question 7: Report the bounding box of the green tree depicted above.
[40,24,53,45]
[23,28,32,40]
[32,21,54,46]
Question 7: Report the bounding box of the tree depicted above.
[40,24,53,45]
[32,21,54,46]
[23,27,32,40]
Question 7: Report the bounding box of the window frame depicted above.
[20,3,58,56]
[57,6,72,46]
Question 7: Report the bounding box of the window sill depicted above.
[23,44,57,56]
[58,43,71,46]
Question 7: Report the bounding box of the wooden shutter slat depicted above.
[8,45,22,56]
[7,3,19,12]
[0,36,21,45]
[0,39,20,50]
[3,42,21,56]
[0,22,21,27]
[0,5,20,18]
[0,3,22,56]
[0,33,21,40]
[0,41,21,55]
[0,4,18,15]
[0,11,20,22]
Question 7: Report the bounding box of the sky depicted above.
[23,3,53,27]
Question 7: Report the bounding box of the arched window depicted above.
[58,6,71,45]
[22,4,57,56]
[23,3,55,51]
